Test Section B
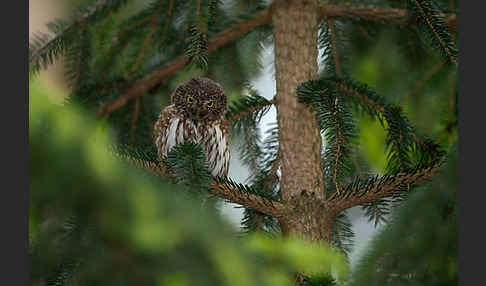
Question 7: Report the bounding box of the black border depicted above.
[6,0,28,284]
[458,0,483,285]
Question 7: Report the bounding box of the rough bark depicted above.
[272,0,330,242]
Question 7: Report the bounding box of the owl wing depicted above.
[154,105,196,160]
[201,121,230,178]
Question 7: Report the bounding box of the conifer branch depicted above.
[242,209,265,233]
[113,143,287,217]
[332,98,344,194]
[327,164,442,216]
[94,4,457,116]
[97,8,272,117]
[113,148,169,178]
[211,178,288,218]
[408,0,457,65]
[327,19,342,77]
[244,127,260,173]
[329,79,442,163]
[226,98,275,123]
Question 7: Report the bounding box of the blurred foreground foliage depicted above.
[29,82,348,286]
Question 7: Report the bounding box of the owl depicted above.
[153,77,230,177]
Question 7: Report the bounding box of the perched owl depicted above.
[153,77,230,177]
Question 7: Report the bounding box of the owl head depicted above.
[171,77,227,122]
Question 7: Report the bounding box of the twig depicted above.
[403,61,444,105]
[126,14,160,79]
[263,148,280,191]
[161,0,175,42]
[129,98,141,146]
[351,155,365,180]
[331,98,344,195]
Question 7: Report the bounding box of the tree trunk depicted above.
[272,0,330,242]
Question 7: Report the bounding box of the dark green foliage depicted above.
[109,143,159,165]
[227,87,273,125]
[29,19,74,75]
[382,105,414,173]
[241,124,281,234]
[318,77,444,174]
[30,0,273,148]
[331,212,355,257]
[297,78,358,195]
[407,0,457,65]
[65,24,92,90]
[361,199,390,227]
[351,148,457,286]
[227,87,280,234]
[304,274,337,286]
[227,88,271,173]
[318,19,350,77]
[165,142,212,190]
[298,76,446,229]
[185,24,210,69]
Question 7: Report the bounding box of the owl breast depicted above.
[154,105,230,177]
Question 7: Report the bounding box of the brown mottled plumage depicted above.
[153,77,230,177]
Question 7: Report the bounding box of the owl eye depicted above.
[186,96,193,104]
[207,101,214,108]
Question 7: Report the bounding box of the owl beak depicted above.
[192,106,208,121]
